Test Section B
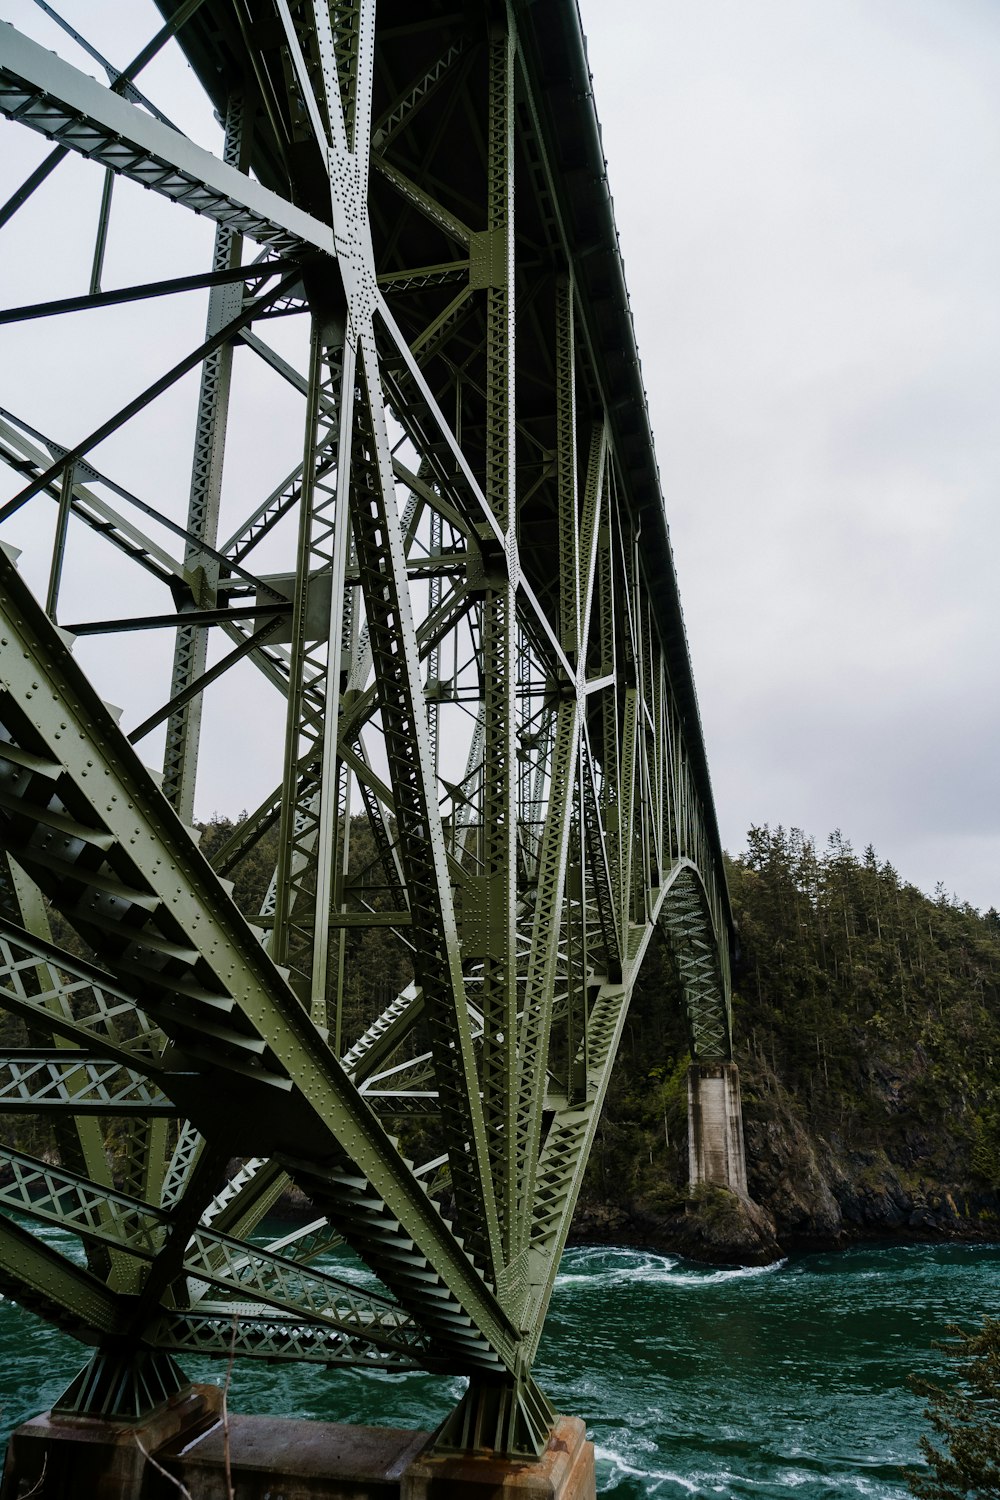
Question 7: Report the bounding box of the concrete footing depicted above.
[688,1060,749,1197]
[1,1400,595,1500]
[0,1383,222,1499]
[402,1416,594,1499]
[161,1413,429,1499]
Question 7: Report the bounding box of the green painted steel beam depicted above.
[0,23,336,257]
[0,920,167,1070]
[0,1051,176,1114]
[0,541,518,1374]
[0,0,740,1455]
[149,1309,423,1369]
[0,1211,123,1340]
[0,1145,430,1359]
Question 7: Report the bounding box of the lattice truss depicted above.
[0,0,734,1456]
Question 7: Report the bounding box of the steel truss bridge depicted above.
[0,0,735,1460]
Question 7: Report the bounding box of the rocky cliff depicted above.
[570,828,1000,1265]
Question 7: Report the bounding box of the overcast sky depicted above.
[579,0,1000,910]
[1,1,998,911]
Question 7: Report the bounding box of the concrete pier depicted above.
[160,1413,429,1499]
[1,1403,595,1500]
[0,1383,222,1499]
[402,1416,594,1499]
[687,1061,749,1198]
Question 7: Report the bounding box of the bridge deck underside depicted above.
[0,0,733,1456]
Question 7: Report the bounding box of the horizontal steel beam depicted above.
[0,258,295,325]
[65,602,288,636]
[0,23,336,257]
[0,1050,176,1114]
[149,1309,423,1369]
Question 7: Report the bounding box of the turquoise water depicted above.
[2,1231,998,1497]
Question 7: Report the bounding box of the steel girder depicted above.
[0,0,734,1459]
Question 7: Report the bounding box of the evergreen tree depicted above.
[909,1319,1000,1499]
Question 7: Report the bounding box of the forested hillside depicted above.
[574,826,1000,1261]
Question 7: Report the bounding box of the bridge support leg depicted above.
[0,1352,220,1500]
[431,1372,555,1460]
[687,1061,749,1198]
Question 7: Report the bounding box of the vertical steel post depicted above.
[44,460,76,620]
[161,91,247,821]
[555,274,578,660]
[479,11,519,1273]
[270,321,353,1023]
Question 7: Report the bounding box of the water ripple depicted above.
[0,1230,997,1496]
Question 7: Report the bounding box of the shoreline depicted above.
[567,1193,1000,1268]
[263,1182,1000,1270]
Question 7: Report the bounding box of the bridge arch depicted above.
[636,857,751,1201]
[656,857,733,1064]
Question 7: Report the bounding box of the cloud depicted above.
[580,0,1000,908]
[1,0,996,912]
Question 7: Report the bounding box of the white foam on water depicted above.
[593,1442,700,1495]
[555,1248,680,1287]
[777,1469,905,1498]
[556,1250,787,1293]
[658,1260,787,1289]
[560,1248,785,1296]
[591,1446,910,1500]
[19,1219,87,1265]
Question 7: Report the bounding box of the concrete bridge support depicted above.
[687,1062,750,1199]
[2,1404,595,1500]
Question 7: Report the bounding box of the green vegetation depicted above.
[909,1318,1000,1499]
[577,825,1000,1246]
[732,827,1000,1148]
[730,828,1000,1208]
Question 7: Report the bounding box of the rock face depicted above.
[263,1100,1000,1271]
[570,1192,781,1268]
[265,1029,1000,1268]
[269,1048,1000,1266]
[271,830,1000,1269]
[567,1053,1000,1268]
[740,1073,1000,1254]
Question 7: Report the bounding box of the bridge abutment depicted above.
[687,1061,750,1198]
[2,1409,596,1499]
